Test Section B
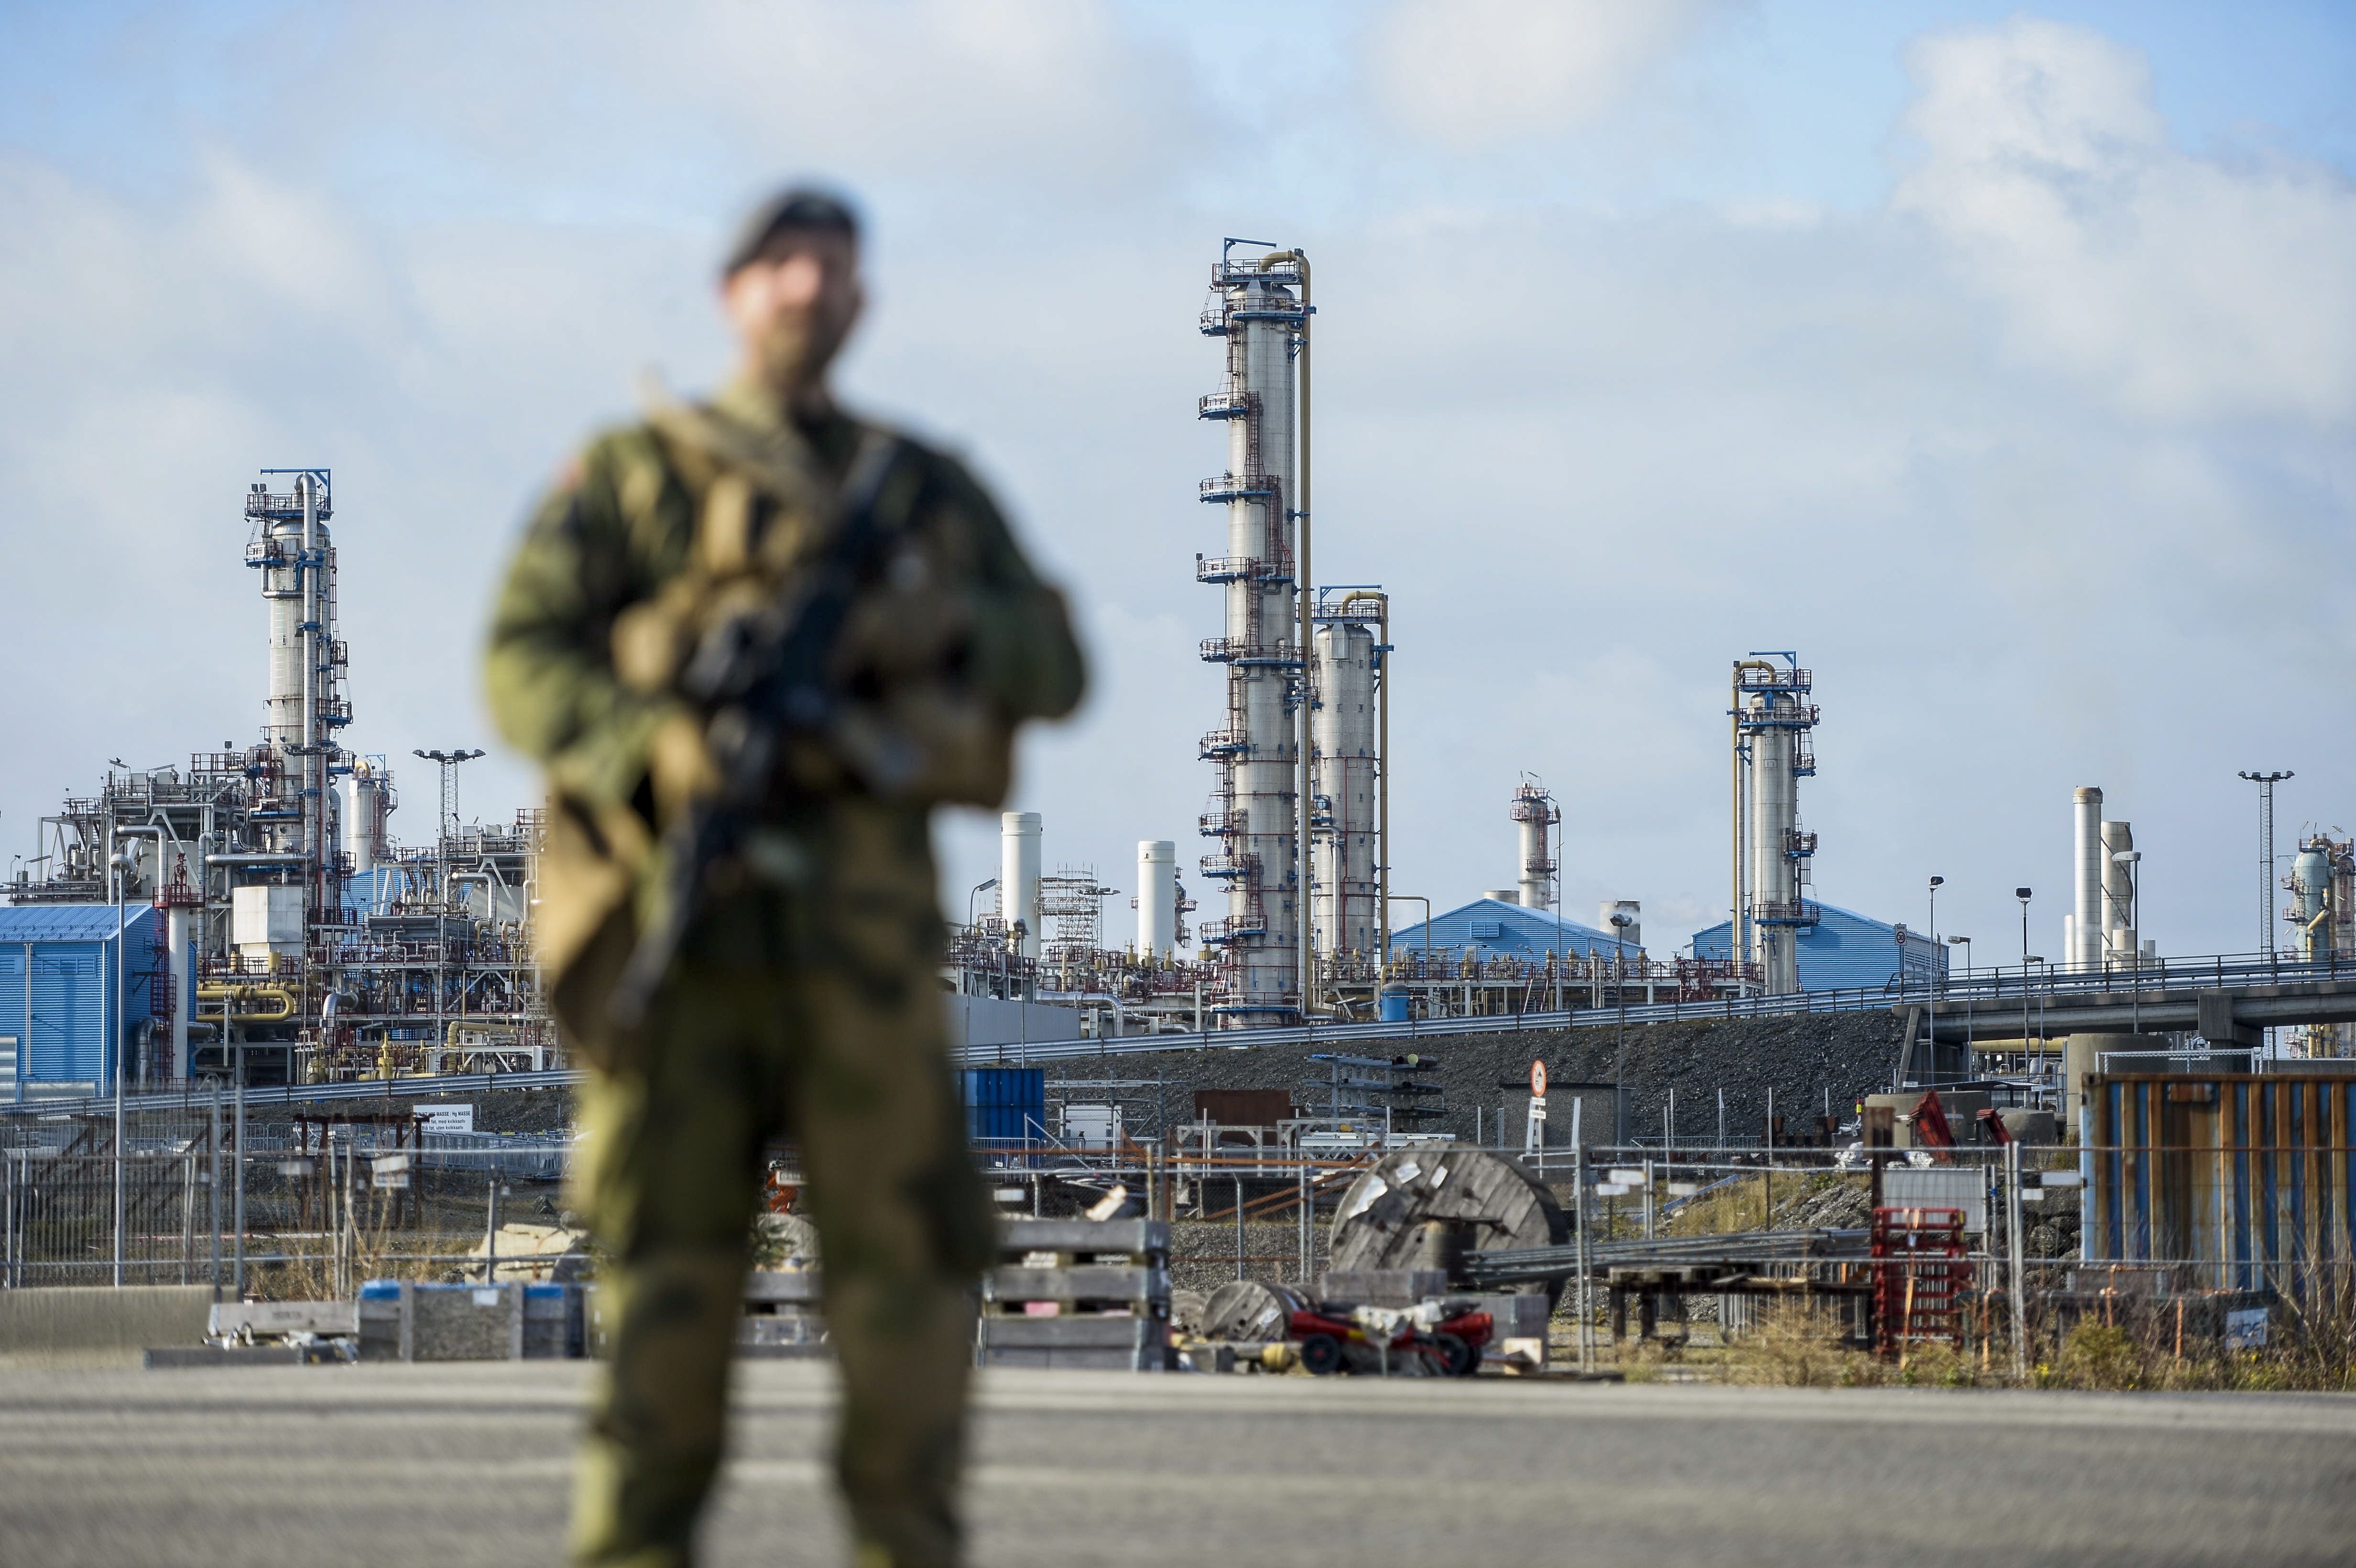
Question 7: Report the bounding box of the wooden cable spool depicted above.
[1197,1279,1310,1342]
[1328,1144,1568,1306]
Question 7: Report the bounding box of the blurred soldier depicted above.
[484,187,1084,1568]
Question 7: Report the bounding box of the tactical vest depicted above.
[535,400,1016,1045]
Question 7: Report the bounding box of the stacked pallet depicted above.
[977,1218,1170,1371]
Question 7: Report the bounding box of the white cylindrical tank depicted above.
[2292,842,2334,960]
[1599,900,1641,949]
[1001,811,1043,960]
[341,766,386,877]
[1138,840,1177,959]
[165,903,192,1081]
[2072,786,2104,971]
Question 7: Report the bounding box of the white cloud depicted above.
[1896,17,2356,425]
[1364,0,1728,148]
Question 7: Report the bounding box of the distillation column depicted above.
[1311,617,1378,955]
[1748,709,1797,991]
[1198,248,1306,1020]
[251,471,349,910]
[1733,658,1817,996]
[1510,781,1558,911]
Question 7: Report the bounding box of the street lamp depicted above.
[413,748,486,905]
[1948,936,1973,1064]
[2015,887,2033,1067]
[2111,850,2142,964]
[2238,770,2292,958]
[1611,910,1634,1145]
[1926,877,1944,995]
[968,877,998,932]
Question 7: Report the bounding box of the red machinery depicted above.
[1871,1205,1968,1358]
[1287,1304,1494,1377]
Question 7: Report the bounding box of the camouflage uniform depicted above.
[484,376,1084,1568]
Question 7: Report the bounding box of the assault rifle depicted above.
[608,428,914,1029]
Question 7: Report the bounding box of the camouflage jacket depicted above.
[484,378,1084,1020]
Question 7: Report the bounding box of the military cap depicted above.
[722,185,862,276]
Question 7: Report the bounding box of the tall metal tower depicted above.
[2239,770,2293,955]
[245,470,351,915]
[1197,240,1310,1022]
[1732,653,1820,995]
[1310,588,1387,959]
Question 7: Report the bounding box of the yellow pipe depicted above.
[196,983,296,1023]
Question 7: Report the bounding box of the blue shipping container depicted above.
[960,1067,1045,1144]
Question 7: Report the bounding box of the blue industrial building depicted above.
[0,904,162,1098]
[1691,902,1945,993]
[1389,898,1629,962]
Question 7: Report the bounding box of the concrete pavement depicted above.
[1,1361,2351,1566]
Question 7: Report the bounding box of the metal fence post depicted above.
[208,1082,222,1302]
[1233,1175,1244,1282]
[2007,1139,2028,1383]
[232,1047,246,1299]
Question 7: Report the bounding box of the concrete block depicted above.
[0,1285,214,1368]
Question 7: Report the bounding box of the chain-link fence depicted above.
[0,1103,570,1293]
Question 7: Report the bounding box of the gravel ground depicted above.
[1051,1010,1907,1146]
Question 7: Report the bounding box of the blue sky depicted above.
[2,0,2351,966]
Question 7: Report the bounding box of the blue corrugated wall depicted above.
[0,906,158,1092]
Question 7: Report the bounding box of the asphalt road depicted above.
[2,1361,2352,1566]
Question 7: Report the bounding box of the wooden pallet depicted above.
[977,1218,1171,1371]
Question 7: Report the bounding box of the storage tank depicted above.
[2291,841,2334,960]
[1000,812,1042,960]
[1137,840,1178,958]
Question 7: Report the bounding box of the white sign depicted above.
[1608,1168,1647,1186]
[2225,1307,2268,1350]
[1595,1183,1629,1197]
[1529,1059,1548,1098]
[2039,1170,2083,1188]
[416,1104,475,1134]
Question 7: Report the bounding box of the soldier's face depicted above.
[723,232,864,394]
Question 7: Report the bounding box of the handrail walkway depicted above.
[8,951,2352,1115]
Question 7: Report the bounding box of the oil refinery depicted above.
[4,239,2354,1096]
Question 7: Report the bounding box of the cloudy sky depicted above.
[3,0,2351,967]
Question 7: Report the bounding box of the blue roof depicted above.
[0,903,156,942]
[1692,901,1946,992]
[1389,897,1626,961]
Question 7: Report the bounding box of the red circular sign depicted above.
[1529,1059,1548,1098]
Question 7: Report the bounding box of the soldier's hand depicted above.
[646,707,722,822]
